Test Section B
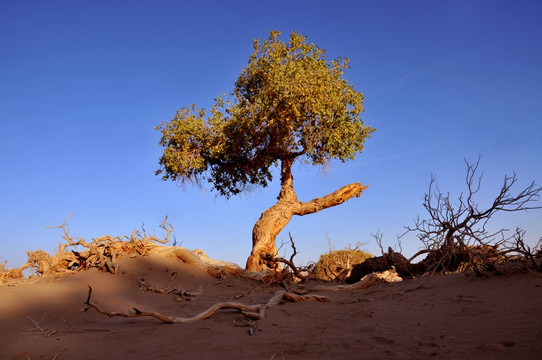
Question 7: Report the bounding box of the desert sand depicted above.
[1,253,541,360]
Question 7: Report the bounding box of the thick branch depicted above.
[278,157,298,201]
[295,182,368,216]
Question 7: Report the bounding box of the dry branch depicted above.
[313,269,402,292]
[15,214,177,278]
[137,278,202,301]
[83,285,328,324]
[25,315,56,337]
[501,228,542,272]
[0,261,24,282]
[261,232,309,282]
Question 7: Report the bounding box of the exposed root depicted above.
[83,285,328,324]
[314,269,402,292]
[7,214,176,278]
[0,261,24,283]
[0,215,222,282]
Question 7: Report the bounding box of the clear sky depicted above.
[1,0,541,269]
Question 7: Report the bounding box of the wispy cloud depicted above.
[375,62,449,96]
[398,63,448,86]
[360,146,435,166]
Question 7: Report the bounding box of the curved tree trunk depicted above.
[245,158,368,272]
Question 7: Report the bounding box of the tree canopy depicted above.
[156,30,374,197]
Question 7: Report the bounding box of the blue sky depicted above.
[1,0,541,268]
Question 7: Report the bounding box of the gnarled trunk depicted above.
[245,158,368,272]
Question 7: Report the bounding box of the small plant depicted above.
[312,244,372,282]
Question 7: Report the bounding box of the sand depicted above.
[1,253,541,360]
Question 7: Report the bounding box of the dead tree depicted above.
[406,158,541,274]
[16,214,173,277]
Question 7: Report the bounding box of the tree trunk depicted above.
[245,158,368,272]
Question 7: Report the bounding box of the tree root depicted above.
[313,269,402,291]
[83,286,328,324]
[5,214,176,279]
[0,261,24,283]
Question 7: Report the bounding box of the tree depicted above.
[406,158,542,274]
[155,30,375,271]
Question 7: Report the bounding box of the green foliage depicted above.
[312,248,373,282]
[156,30,375,197]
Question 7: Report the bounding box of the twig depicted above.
[25,315,56,337]
[138,278,201,300]
[262,232,308,282]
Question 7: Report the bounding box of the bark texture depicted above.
[246,159,368,271]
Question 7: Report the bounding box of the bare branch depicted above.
[262,232,308,281]
[371,231,385,256]
[25,315,56,337]
[404,158,542,274]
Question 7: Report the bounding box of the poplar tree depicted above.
[156,31,375,271]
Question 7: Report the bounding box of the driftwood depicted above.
[315,269,402,292]
[83,285,328,324]
[7,214,175,278]
[137,278,201,301]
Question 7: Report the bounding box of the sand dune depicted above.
[1,253,541,359]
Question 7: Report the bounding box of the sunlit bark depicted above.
[246,158,367,271]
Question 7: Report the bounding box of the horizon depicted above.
[1,0,541,269]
